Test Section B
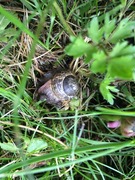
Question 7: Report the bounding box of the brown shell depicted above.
[37,71,79,107]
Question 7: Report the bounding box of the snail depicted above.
[107,117,135,137]
[120,118,135,137]
[37,70,79,108]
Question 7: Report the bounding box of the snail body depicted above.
[37,71,79,108]
[107,117,135,137]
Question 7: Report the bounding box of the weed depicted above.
[0,0,135,179]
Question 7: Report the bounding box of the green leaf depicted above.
[120,0,126,5]
[110,42,135,57]
[0,14,15,43]
[122,86,135,103]
[91,51,107,73]
[104,14,116,40]
[0,15,10,32]
[110,19,135,43]
[121,45,135,56]
[65,36,91,58]
[100,79,119,105]
[27,138,48,153]
[107,85,119,93]
[110,41,128,57]
[108,56,135,80]
[84,46,97,63]
[0,142,19,152]
[69,98,80,110]
[0,28,17,42]
[88,17,103,43]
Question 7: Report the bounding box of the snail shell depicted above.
[37,71,79,107]
[120,118,135,137]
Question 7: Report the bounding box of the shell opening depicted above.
[63,75,79,97]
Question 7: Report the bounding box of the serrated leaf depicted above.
[65,36,91,58]
[110,19,135,43]
[121,45,135,56]
[107,86,119,93]
[0,142,19,152]
[110,42,128,57]
[104,14,116,40]
[100,79,118,105]
[110,42,135,57]
[91,51,107,73]
[108,56,135,80]
[88,17,103,43]
[27,138,48,153]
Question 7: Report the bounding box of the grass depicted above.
[0,0,135,179]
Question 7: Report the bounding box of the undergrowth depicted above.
[0,0,135,179]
